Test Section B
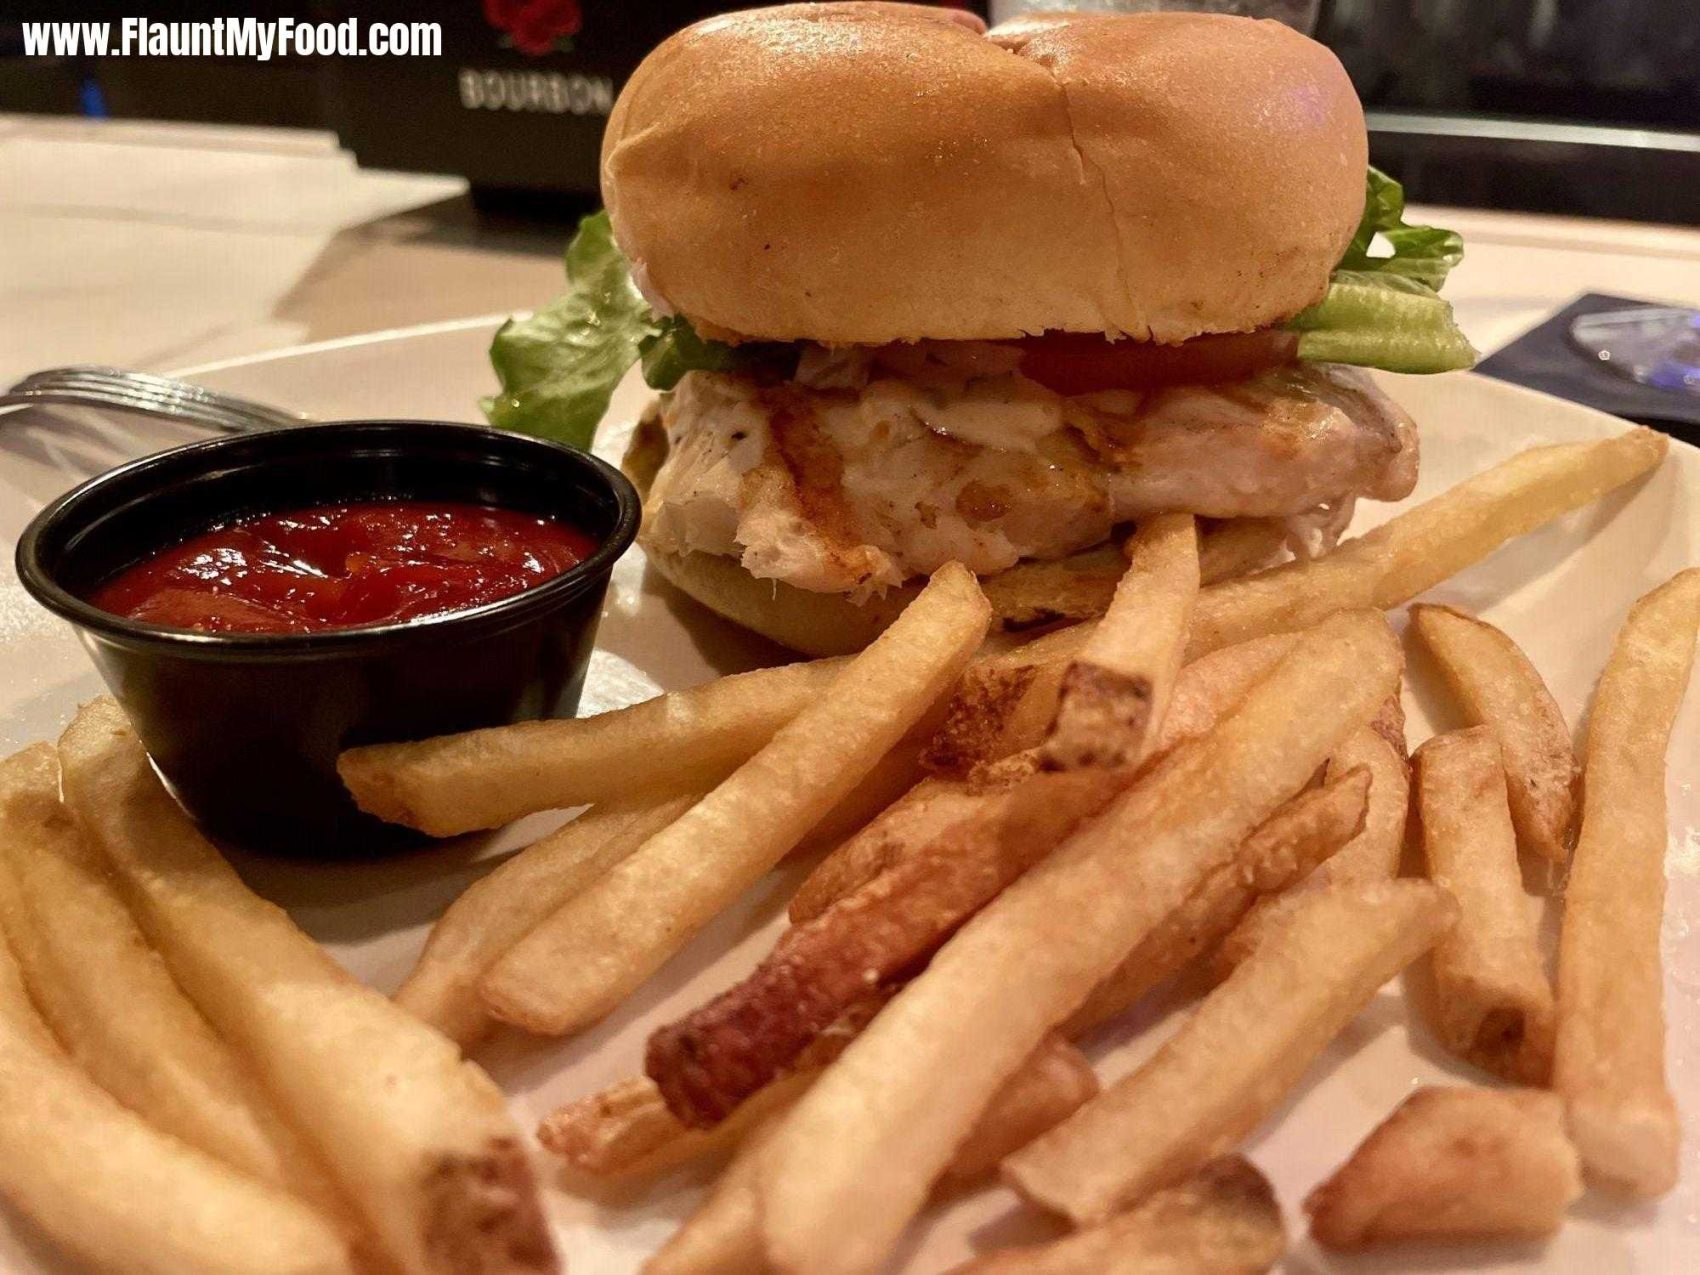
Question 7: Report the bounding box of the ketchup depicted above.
[91,501,598,635]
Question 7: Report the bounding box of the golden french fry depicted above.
[540,1070,815,1182]
[889,518,1279,645]
[1306,1087,1581,1248]
[816,632,1302,922]
[1042,513,1198,771]
[0,923,353,1275]
[643,1114,778,1275]
[1555,568,1700,1197]
[0,747,343,1217]
[1006,880,1456,1225]
[1413,728,1554,1083]
[481,564,991,1036]
[938,1034,1099,1185]
[671,629,1298,1124]
[548,1031,1094,1191]
[953,1156,1284,1275]
[795,730,933,853]
[1198,518,1289,585]
[930,428,1663,773]
[57,701,556,1275]
[1146,633,1303,756]
[787,773,987,923]
[403,734,926,1047]
[1410,604,1578,863]
[923,651,1077,778]
[395,791,702,1046]
[546,993,894,1179]
[1065,765,1370,1037]
[734,612,1400,1274]
[1188,428,1668,657]
[646,758,1126,1128]
[340,654,847,836]
[1212,711,1409,975]
[1317,706,1410,883]
[971,519,1285,630]
[980,542,1129,628]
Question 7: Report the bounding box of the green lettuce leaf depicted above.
[482,211,653,448]
[639,316,742,390]
[1285,169,1475,374]
[482,211,768,446]
[1288,271,1477,374]
[1335,166,1464,292]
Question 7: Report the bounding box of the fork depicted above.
[2,365,309,434]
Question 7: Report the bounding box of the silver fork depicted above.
[2,365,309,434]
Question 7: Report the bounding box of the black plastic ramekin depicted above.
[16,421,639,856]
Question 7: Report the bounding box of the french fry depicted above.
[795,730,934,852]
[928,429,1663,777]
[57,701,557,1275]
[733,611,1400,1274]
[1306,1087,1581,1248]
[816,632,1302,922]
[1198,518,1289,585]
[1042,513,1198,770]
[544,993,892,1178]
[1065,765,1370,1037]
[1410,604,1578,863]
[953,1156,1284,1275]
[1555,568,1700,1197]
[1188,427,1668,657]
[540,1070,816,1181]
[651,538,1204,1125]
[549,1031,1095,1190]
[894,517,1282,643]
[1006,880,1457,1224]
[980,542,1129,628]
[0,924,353,1275]
[1212,711,1409,975]
[938,1034,1099,1185]
[481,564,991,1036]
[963,516,1283,631]
[787,773,988,923]
[0,747,343,1217]
[645,758,1126,1127]
[922,649,1079,779]
[1316,704,1410,884]
[1413,728,1554,1083]
[644,1114,778,1275]
[339,654,847,836]
[395,791,702,1046]
[400,733,927,1047]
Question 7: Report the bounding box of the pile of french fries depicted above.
[0,704,558,1273]
[0,423,1693,1273]
[347,424,1699,1271]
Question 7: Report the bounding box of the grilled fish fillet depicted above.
[643,364,1416,599]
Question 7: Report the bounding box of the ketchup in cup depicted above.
[91,500,598,635]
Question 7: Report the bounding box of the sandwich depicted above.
[485,3,1475,655]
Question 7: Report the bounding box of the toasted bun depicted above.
[622,414,1128,656]
[603,4,1366,346]
[641,543,918,657]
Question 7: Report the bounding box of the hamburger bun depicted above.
[603,4,1366,347]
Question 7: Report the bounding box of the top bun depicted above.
[602,4,1367,346]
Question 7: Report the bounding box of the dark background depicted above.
[2,1,1697,223]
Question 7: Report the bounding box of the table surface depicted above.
[6,112,1700,385]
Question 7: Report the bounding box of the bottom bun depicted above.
[641,545,920,656]
[621,414,1127,656]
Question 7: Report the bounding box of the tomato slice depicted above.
[1014,329,1300,396]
